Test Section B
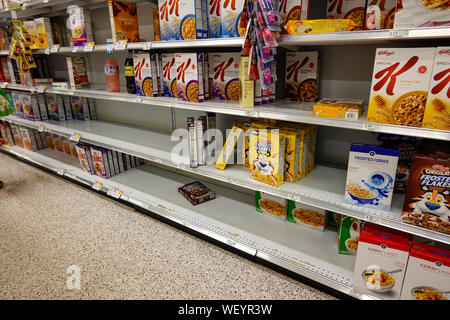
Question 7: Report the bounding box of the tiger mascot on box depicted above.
[409,185,450,222]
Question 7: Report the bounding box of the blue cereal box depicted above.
[345,143,399,211]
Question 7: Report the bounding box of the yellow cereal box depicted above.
[313,98,363,120]
[367,48,436,127]
[215,121,245,170]
[249,128,285,187]
[282,129,301,183]
[422,47,450,131]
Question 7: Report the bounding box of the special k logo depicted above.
[169,0,179,17]
[134,57,149,81]
[210,0,221,15]
[223,0,236,10]
[328,0,343,14]
[214,57,233,82]
[177,58,191,83]
[431,68,450,98]
[373,56,419,95]
[160,0,169,22]
[163,58,175,80]
[286,57,309,82]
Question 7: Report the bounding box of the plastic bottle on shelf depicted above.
[104,57,120,93]
[124,51,135,94]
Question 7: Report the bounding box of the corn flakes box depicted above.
[212,53,241,101]
[365,0,397,30]
[108,0,140,42]
[285,52,319,102]
[175,53,205,102]
[287,201,327,231]
[327,0,367,30]
[327,211,341,229]
[249,128,285,187]
[221,0,245,37]
[345,143,399,211]
[255,191,287,221]
[10,124,23,148]
[133,53,159,97]
[161,53,177,97]
[90,146,112,179]
[367,48,436,127]
[338,215,360,255]
[207,0,222,38]
[158,0,172,40]
[422,47,450,131]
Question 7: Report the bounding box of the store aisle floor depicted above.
[0,152,336,300]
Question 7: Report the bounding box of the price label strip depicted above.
[69,133,81,143]
[92,181,103,191]
[57,168,66,176]
[38,124,46,132]
[143,42,152,50]
[84,42,95,52]
[72,46,79,53]
[389,30,409,38]
[114,40,128,51]
[108,188,123,199]
[50,44,60,53]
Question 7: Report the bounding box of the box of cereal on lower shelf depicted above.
[345,143,399,211]
[10,124,23,148]
[75,144,94,175]
[367,47,436,127]
[338,215,361,255]
[255,191,287,221]
[353,227,410,300]
[287,201,327,231]
[175,53,205,102]
[71,96,91,120]
[285,52,318,102]
[21,93,41,121]
[90,146,112,179]
[161,53,177,97]
[212,53,241,101]
[422,47,450,131]
[400,241,450,300]
[19,127,38,152]
[327,0,367,30]
[45,93,67,121]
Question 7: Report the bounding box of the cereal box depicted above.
[365,0,397,30]
[394,0,450,29]
[353,227,410,300]
[279,0,310,30]
[0,122,13,146]
[249,128,286,187]
[177,0,205,40]
[10,124,23,148]
[133,53,158,97]
[287,201,327,231]
[178,181,216,205]
[66,57,89,89]
[21,93,41,121]
[212,53,241,101]
[45,93,67,121]
[400,241,450,300]
[158,0,172,40]
[401,155,450,235]
[207,0,222,38]
[255,191,287,221]
[221,0,245,37]
[202,53,209,100]
[108,0,140,42]
[327,0,367,30]
[70,142,78,158]
[62,137,72,156]
[327,211,341,229]
[282,129,301,183]
[87,98,97,120]
[11,91,23,118]
[313,98,363,120]
[161,53,177,97]
[422,47,450,131]
[71,96,91,121]
[19,127,38,152]
[345,143,399,211]
[90,146,112,179]
[75,144,94,175]
[285,52,319,102]
[215,120,245,170]
[338,215,360,255]
[44,132,54,150]
[67,6,93,46]
[367,47,436,127]
[36,93,48,121]
[175,53,205,102]
[53,134,64,152]
[62,95,73,121]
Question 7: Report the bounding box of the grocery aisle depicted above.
[0,152,336,300]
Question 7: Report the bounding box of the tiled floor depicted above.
[0,152,336,300]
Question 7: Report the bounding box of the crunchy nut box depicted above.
[367,47,436,127]
[212,53,241,101]
[327,0,367,30]
[422,47,450,131]
[285,51,319,102]
[394,0,450,29]
[175,53,205,102]
[365,0,397,30]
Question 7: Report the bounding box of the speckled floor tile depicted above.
[0,152,337,300]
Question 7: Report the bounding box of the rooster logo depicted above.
[409,186,450,222]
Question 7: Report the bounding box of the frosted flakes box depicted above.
[422,47,450,131]
[161,53,177,97]
[353,227,410,300]
[365,0,397,30]
[255,191,287,221]
[287,201,327,231]
[133,53,159,97]
[400,241,450,300]
[285,52,319,102]
[327,0,367,30]
[394,0,450,29]
[367,47,436,127]
[212,52,241,101]
[221,0,245,37]
[90,146,112,179]
[175,53,205,102]
[345,143,399,211]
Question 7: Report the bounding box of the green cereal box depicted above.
[338,215,361,255]
[255,191,287,221]
[287,201,327,231]
[327,212,341,229]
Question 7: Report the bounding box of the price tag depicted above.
[227,239,236,247]
[72,46,79,53]
[51,44,60,53]
[38,124,45,132]
[84,42,95,52]
[135,97,142,103]
[0,82,7,88]
[389,30,409,38]
[114,40,128,51]
[44,48,50,55]
[143,42,152,50]
[57,168,66,176]
[364,215,377,223]
[363,123,378,131]
[69,133,81,143]
[108,188,123,199]
[92,181,103,191]
[37,86,46,93]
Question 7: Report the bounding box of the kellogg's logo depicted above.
[438,49,450,56]
[378,50,395,56]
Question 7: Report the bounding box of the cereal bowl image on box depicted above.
[255,191,287,221]
[361,265,402,293]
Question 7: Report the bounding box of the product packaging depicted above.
[326,0,367,30]
[90,146,112,179]
[175,53,205,102]
[21,93,41,121]
[338,215,361,255]
[215,121,245,170]
[66,56,89,89]
[67,6,94,46]
[161,53,177,97]
[10,124,23,148]
[287,201,327,231]
[285,51,318,102]
[255,191,287,221]
[71,96,91,120]
[178,181,216,205]
[212,53,241,101]
[313,98,363,120]
[394,0,450,29]
[76,144,94,175]
[365,0,397,30]
[285,19,359,34]
[108,0,140,43]
[158,0,171,40]
[133,53,159,97]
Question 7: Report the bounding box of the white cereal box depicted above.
[170,0,205,40]
[279,0,310,28]
[62,95,73,120]
[158,0,172,40]
[207,0,222,38]
[367,48,436,127]
[400,241,450,300]
[394,0,450,29]
[161,53,177,97]
[90,146,112,179]
[75,144,94,174]
[106,150,116,176]
[175,53,205,102]
[212,52,241,101]
[285,51,319,102]
[345,143,399,211]
[327,0,367,30]
[19,127,38,152]
[365,0,397,30]
[221,0,245,37]
[10,124,23,148]
[422,47,450,131]
[133,53,159,97]
[21,93,41,121]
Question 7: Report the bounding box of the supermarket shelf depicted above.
[279,27,450,46]
[4,114,450,245]
[5,84,450,141]
[0,144,362,299]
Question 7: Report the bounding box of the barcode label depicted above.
[345,111,358,120]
